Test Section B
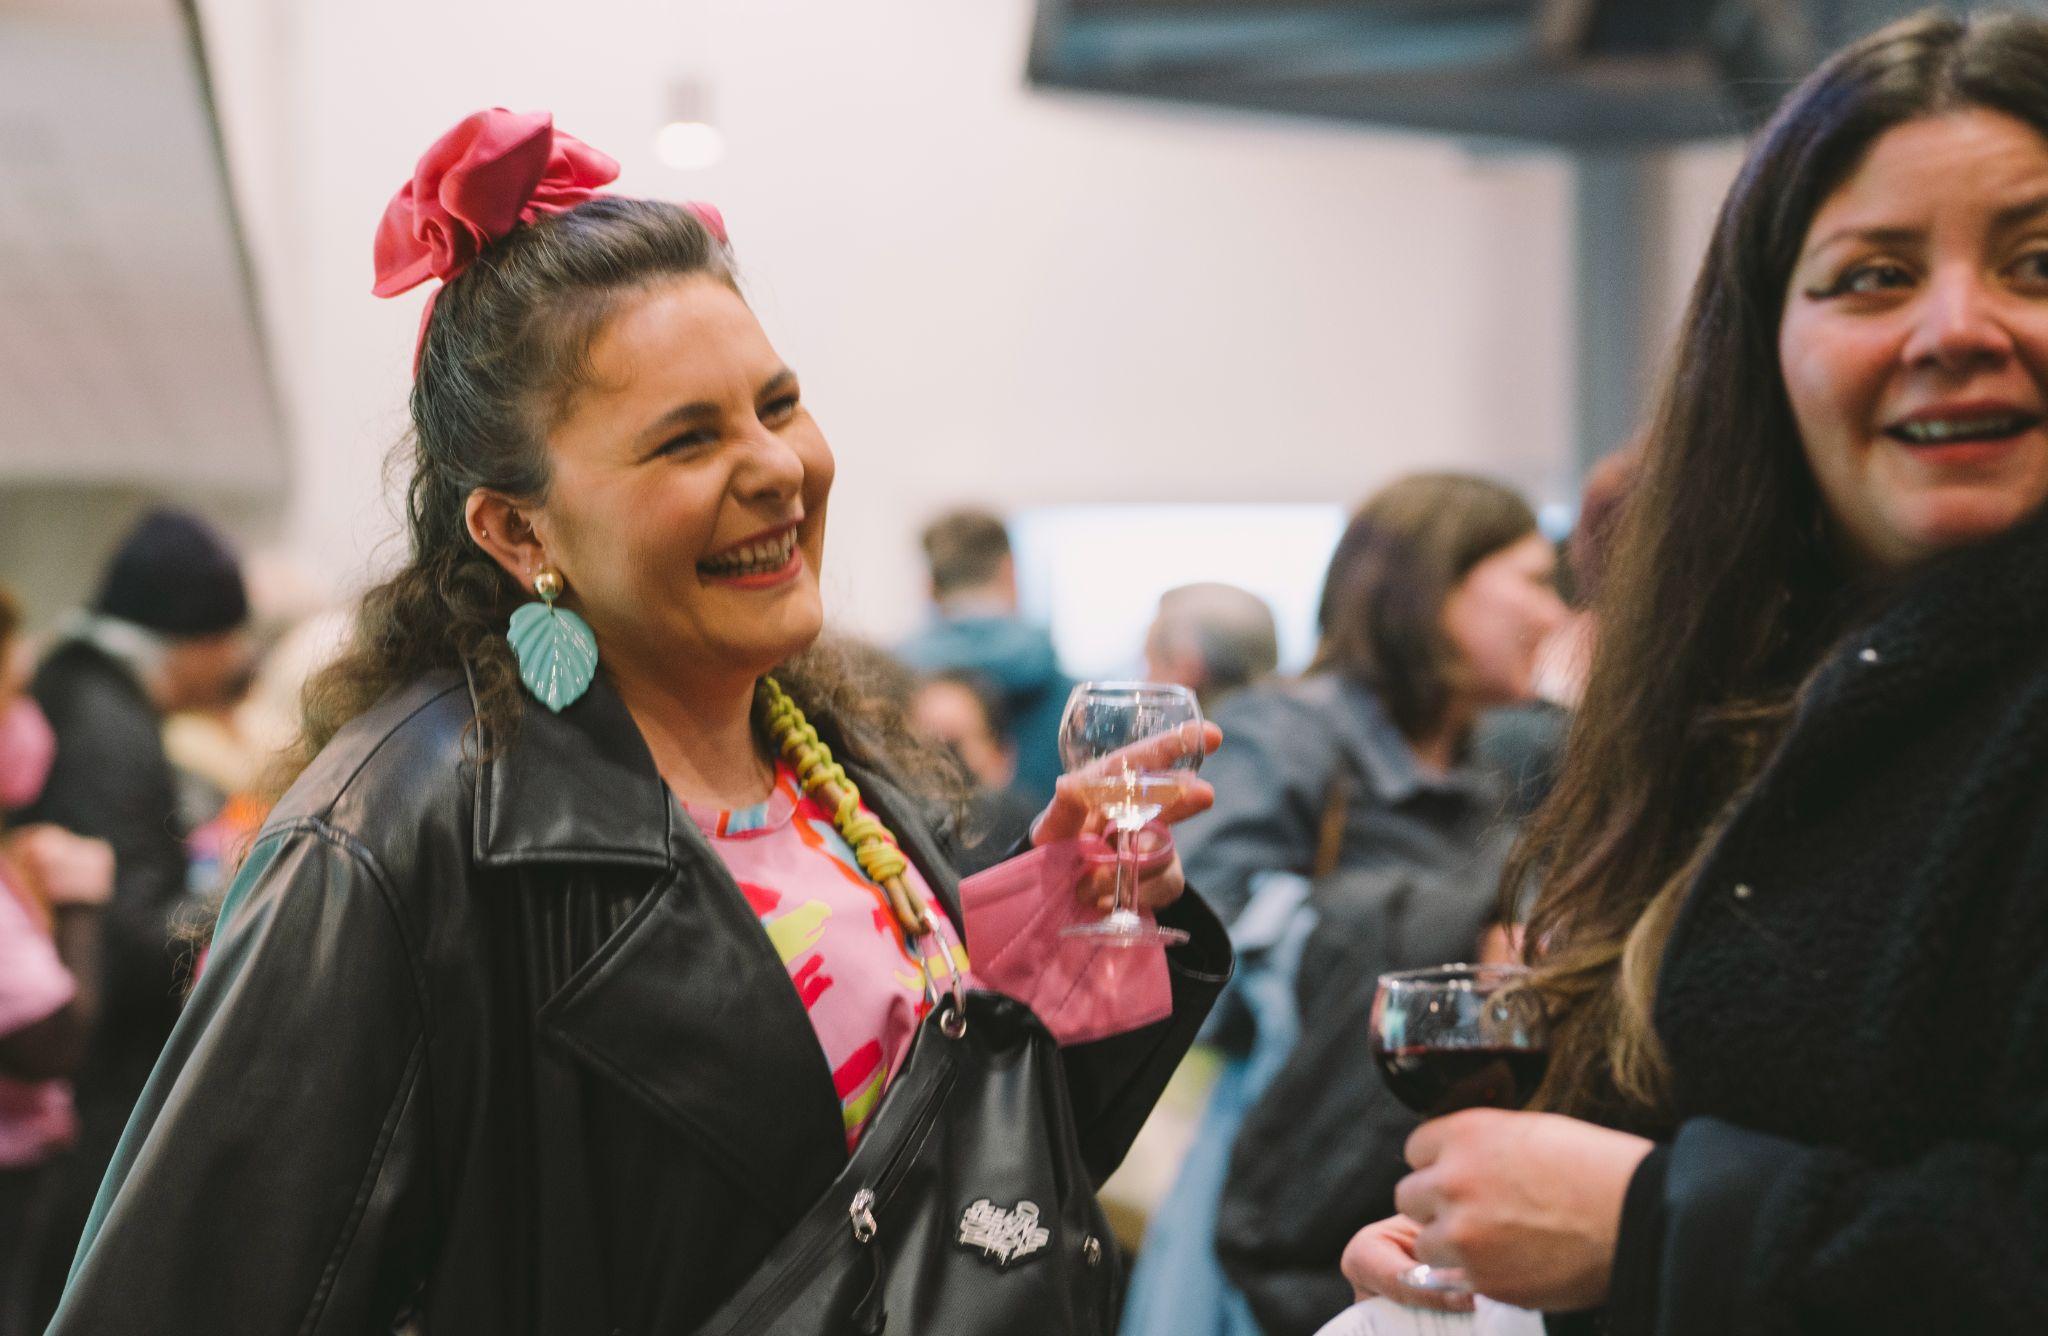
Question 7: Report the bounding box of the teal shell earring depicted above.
[508,567,598,712]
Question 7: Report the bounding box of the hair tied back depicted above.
[370,107,728,365]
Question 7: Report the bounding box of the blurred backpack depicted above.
[1212,860,1503,1336]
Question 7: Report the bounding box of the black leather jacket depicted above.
[48,670,1230,1335]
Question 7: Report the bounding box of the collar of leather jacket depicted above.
[462,663,962,928]
[469,661,678,871]
[450,664,966,1222]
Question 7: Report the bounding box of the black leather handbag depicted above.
[695,989,1123,1336]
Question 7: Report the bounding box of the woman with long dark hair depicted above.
[1345,12,2048,1333]
[1180,472,1568,927]
[43,111,1230,1333]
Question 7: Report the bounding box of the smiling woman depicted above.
[465,275,838,801]
[1780,109,2048,571]
[1337,13,2048,1335]
[42,109,1232,1335]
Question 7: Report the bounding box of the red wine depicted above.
[1374,1044,1549,1117]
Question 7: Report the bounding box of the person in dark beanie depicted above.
[7,507,250,1325]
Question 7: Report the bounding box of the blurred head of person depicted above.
[1566,445,1644,613]
[1533,444,1646,708]
[1142,582,1279,707]
[92,508,252,716]
[1311,474,1567,756]
[1519,11,2048,1122]
[919,509,1016,616]
[910,670,1016,792]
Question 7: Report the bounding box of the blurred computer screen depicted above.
[1011,503,1345,680]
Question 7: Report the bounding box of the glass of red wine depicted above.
[1370,963,1550,1295]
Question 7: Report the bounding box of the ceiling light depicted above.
[655,120,724,170]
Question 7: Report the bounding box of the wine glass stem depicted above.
[1113,816,1140,917]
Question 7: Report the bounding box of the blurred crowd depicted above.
[0,454,1622,1335]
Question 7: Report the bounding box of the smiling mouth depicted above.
[698,528,799,578]
[1886,413,2044,446]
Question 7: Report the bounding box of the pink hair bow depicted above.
[371,109,730,367]
[371,108,619,299]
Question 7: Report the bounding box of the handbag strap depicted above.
[1310,770,1350,881]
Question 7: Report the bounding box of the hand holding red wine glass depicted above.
[1370,963,1550,1295]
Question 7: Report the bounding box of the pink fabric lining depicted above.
[959,838,1173,1047]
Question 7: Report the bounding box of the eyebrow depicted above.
[1993,191,2048,233]
[1803,192,2048,263]
[638,367,799,448]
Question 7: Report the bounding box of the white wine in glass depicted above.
[1057,681,1203,947]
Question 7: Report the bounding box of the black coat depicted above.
[13,640,191,1127]
[1607,514,2048,1334]
[48,670,1230,1334]
[1181,673,1511,927]
[12,639,198,1326]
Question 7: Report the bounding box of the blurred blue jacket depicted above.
[898,614,1073,808]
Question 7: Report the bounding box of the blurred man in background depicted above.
[898,508,1071,807]
[9,508,250,1323]
[1142,582,1279,711]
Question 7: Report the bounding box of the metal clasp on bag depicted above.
[850,1188,878,1244]
[909,921,969,1038]
[847,1188,890,1335]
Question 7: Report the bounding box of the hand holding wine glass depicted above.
[1369,964,1549,1295]
[1054,681,1206,946]
[1344,963,1647,1316]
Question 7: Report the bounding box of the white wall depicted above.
[196,0,1738,642]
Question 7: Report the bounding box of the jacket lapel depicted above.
[480,673,947,1226]
[535,820,850,1229]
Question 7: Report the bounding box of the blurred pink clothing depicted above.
[0,872,77,1168]
[0,699,55,810]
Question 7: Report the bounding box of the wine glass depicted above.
[1057,681,1202,947]
[1369,963,1550,1294]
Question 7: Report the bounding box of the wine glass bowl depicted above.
[1371,964,1549,1118]
[1057,682,1203,946]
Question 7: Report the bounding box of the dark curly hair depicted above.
[290,197,960,813]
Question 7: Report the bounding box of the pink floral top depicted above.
[685,764,971,1148]
[688,762,1176,1150]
